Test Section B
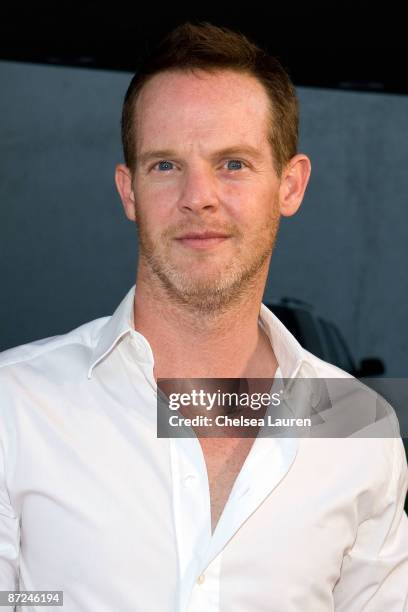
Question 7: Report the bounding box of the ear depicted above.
[115,164,137,222]
[278,154,311,217]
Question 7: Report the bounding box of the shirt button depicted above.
[183,474,197,487]
[197,573,206,585]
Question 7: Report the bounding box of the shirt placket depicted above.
[170,435,215,611]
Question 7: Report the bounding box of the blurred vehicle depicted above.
[265,297,385,377]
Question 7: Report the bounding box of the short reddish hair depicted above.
[121,21,298,176]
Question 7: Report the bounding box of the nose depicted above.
[178,164,220,214]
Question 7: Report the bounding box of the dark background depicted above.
[1,3,407,94]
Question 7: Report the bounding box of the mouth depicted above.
[175,233,231,250]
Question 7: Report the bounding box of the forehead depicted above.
[134,69,272,152]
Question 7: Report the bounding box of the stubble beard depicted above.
[136,208,280,316]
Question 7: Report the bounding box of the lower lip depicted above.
[176,237,230,249]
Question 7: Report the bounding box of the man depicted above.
[0,21,407,612]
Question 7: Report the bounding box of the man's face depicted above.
[131,69,282,312]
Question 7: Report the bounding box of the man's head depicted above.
[115,22,311,313]
[121,21,299,178]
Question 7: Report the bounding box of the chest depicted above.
[199,437,255,533]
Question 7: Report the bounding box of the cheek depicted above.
[218,183,253,220]
[135,178,172,211]
[136,207,177,250]
[221,183,274,225]
[136,181,180,218]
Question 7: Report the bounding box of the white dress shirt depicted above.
[0,285,407,611]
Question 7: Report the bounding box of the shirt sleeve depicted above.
[333,436,408,611]
[0,438,20,590]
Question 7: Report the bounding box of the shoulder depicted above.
[0,315,109,377]
[302,349,354,379]
[301,349,404,440]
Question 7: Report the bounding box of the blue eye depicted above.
[226,160,243,170]
[157,161,174,171]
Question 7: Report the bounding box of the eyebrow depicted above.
[136,145,264,167]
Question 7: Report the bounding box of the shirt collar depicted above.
[88,285,136,379]
[258,302,312,379]
[88,285,315,379]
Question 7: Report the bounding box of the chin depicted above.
[171,276,232,298]
[160,268,252,313]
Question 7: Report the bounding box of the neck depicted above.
[132,263,278,380]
